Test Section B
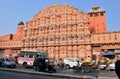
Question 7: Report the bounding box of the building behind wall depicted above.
[0,22,24,58]
[0,4,120,59]
[91,31,120,58]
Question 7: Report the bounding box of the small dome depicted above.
[92,5,99,10]
[18,21,24,25]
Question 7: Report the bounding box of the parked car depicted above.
[99,62,115,70]
[63,58,82,69]
[0,58,16,68]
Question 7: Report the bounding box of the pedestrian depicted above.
[115,55,120,79]
[59,58,64,68]
[88,56,91,61]
[76,60,80,67]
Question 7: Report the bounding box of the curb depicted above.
[0,68,94,79]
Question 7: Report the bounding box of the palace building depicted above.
[0,4,120,59]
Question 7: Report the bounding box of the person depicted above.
[115,55,120,79]
[45,58,49,71]
[77,60,80,67]
[104,57,111,71]
[73,60,81,73]
[88,56,91,61]
[82,56,91,64]
[59,58,64,68]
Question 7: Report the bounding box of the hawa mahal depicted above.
[0,4,120,59]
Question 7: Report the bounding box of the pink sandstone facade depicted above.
[0,4,120,59]
[23,4,91,59]
[0,22,24,57]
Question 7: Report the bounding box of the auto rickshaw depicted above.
[33,58,56,73]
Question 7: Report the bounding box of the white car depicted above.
[99,62,115,70]
[63,58,82,69]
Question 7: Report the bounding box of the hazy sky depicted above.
[0,0,120,36]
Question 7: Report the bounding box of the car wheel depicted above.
[2,63,7,68]
[23,62,28,68]
[12,65,16,68]
[4,65,8,68]
[65,64,70,69]
[53,69,57,73]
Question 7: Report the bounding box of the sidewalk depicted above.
[98,76,117,79]
[0,68,117,79]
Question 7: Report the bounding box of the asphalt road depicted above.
[0,65,118,79]
[0,71,68,79]
[16,65,118,78]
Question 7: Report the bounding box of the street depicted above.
[0,71,68,79]
[19,65,118,77]
[0,64,117,79]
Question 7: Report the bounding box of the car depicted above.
[63,58,82,69]
[0,58,16,68]
[99,52,115,70]
[99,62,115,70]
